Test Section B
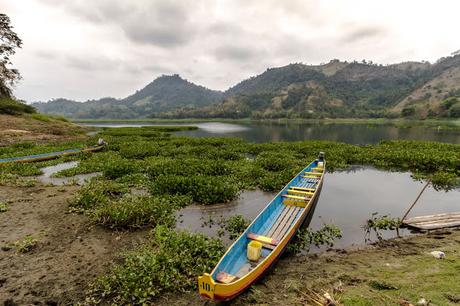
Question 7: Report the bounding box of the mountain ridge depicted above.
[33,53,460,119]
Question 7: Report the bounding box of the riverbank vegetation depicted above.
[1,126,459,304]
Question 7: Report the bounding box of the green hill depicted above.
[33,75,223,119]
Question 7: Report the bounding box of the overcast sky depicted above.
[2,0,460,102]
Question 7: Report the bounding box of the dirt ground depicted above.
[162,230,460,306]
[0,114,88,146]
[0,183,150,305]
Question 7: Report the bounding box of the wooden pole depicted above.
[400,181,431,224]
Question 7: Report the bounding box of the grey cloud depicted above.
[45,0,196,48]
[214,45,261,61]
[65,55,119,71]
[35,50,57,60]
[343,25,387,43]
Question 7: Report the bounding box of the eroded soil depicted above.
[0,184,149,305]
[0,114,88,146]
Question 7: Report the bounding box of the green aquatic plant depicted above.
[92,195,190,229]
[222,215,251,240]
[70,178,129,211]
[287,224,343,254]
[85,226,225,305]
[363,212,401,242]
[150,174,239,204]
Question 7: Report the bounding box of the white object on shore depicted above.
[430,251,445,259]
[416,298,428,305]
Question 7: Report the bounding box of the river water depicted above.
[82,121,460,144]
[177,167,460,248]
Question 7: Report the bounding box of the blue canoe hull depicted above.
[0,145,104,165]
[199,158,325,301]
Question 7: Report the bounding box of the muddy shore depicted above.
[0,183,149,305]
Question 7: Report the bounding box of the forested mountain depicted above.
[34,53,460,119]
[159,53,460,119]
[33,75,223,119]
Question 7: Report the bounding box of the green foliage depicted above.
[14,235,38,253]
[363,213,401,242]
[0,173,37,187]
[91,195,189,229]
[222,215,250,239]
[0,98,35,114]
[150,175,239,204]
[70,178,129,211]
[401,106,416,117]
[368,280,399,290]
[448,104,460,118]
[86,226,225,305]
[287,224,343,254]
[0,202,7,212]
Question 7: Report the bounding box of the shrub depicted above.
[92,195,191,229]
[14,235,38,253]
[222,215,250,239]
[287,224,342,254]
[70,178,129,210]
[0,202,7,212]
[150,175,239,204]
[0,98,36,115]
[86,226,225,304]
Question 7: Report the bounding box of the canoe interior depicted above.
[212,160,322,281]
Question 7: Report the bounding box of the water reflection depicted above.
[177,167,460,248]
[82,121,460,144]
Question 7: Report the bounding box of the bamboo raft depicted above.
[402,212,460,230]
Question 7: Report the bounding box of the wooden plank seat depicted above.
[247,233,280,249]
[282,194,310,201]
[312,167,324,172]
[287,189,314,197]
[291,186,316,192]
[302,175,320,180]
[216,271,238,284]
[304,171,322,176]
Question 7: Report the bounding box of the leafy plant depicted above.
[0,202,7,212]
[363,212,401,242]
[92,195,190,229]
[86,226,225,305]
[14,235,38,253]
[221,215,251,239]
[287,224,342,254]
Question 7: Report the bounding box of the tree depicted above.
[0,13,22,98]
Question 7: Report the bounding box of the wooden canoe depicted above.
[0,145,104,165]
[198,152,325,301]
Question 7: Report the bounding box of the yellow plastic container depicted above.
[247,240,262,261]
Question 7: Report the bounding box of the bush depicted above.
[401,106,415,117]
[222,215,250,239]
[92,195,190,229]
[0,98,36,115]
[86,226,225,304]
[150,175,239,204]
[70,178,129,210]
